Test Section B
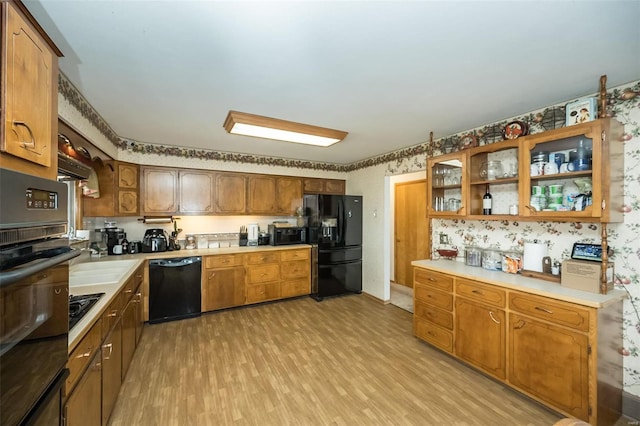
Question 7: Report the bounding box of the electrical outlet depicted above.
[439,233,449,244]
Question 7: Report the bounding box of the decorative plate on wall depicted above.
[459,134,478,149]
[503,121,529,140]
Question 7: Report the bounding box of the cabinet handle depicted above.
[471,289,483,295]
[107,310,118,318]
[76,350,92,359]
[534,306,553,314]
[513,320,526,329]
[124,289,133,294]
[55,288,62,295]
[524,205,536,213]
[13,121,36,149]
[601,200,606,210]
[428,277,436,282]
[93,362,102,371]
[103,343,113,359]
[209,272,216,280]
[489,311,500,324]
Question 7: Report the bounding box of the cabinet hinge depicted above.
[588,405,592,416]
[602,130,606,143]
[587,344,592,355]
[601,199,606,211]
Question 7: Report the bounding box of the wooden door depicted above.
[179,170,215,213]
[394,180,429,287]
[65,352,101,426]
[141,167,178,214]
[509,313,589,420]
[455,298,506,379]
[214,173,246,214]
[203,267,246,311]
[247,175,276,214]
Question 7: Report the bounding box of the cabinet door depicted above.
[247,175,277,214]
[141,167,178,214]
[117,163,138,188]
[65,352,101,426]
[117,191,138,215]
[102,320,122,426]
[214,173,246,214]
[121,299,136,380]
[83,161,116,217]
[324,179,345,194]
[276,177,303,215]
[134,286,144,345]
[509,313,589,420]
[203,267,246,311]
[179,170,215,214]
[2,3,55,169]
[303,178,324,194]
[427,152,467,216]
[454,298,505,379]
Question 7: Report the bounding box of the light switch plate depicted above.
[439,233,449,244]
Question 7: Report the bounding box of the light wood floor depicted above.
[109,295,568,426]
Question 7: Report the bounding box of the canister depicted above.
[481,248,502,271]
[501,250,523,273]
[464,246,482,267]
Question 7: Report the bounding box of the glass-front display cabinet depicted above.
[468,139,520,218]
[427,152,467,217]
[520,118,623,222]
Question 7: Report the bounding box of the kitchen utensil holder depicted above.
[239,233,248,246]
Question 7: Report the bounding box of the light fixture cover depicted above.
[223,111,348,147]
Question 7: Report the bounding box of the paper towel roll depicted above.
[523,242,549,272]
[141,217,172,224]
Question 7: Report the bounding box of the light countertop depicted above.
[411,259,626,308]
[68,244,311,351]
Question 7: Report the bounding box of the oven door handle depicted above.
[0,249,80,287]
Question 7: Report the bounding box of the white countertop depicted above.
[411,259,626,308]
[68,244,312,351]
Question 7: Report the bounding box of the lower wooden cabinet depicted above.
[412,264,624,426]
[102,319,122,425]
[121,298,136,380]
[203,266,246,311]
[134,284,144,345]
[64,352,101,426]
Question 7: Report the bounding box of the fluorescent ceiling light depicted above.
[223,111,348,147]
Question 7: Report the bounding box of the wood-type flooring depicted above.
[109,294,567,426]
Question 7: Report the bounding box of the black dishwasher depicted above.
[148,256,202,323]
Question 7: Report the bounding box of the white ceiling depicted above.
[26,1,640,165]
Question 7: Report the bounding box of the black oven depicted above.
[0,169,79,426]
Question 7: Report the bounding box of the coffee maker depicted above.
[95,225,126,255]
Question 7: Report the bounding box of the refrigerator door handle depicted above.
[338,197,344,244]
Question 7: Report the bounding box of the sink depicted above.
[71,259,138,273]
[69,272,123,286]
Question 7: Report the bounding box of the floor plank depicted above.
[109,295,564,426]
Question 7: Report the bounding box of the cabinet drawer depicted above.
[509,292,591,332]
[246,252,279,265]
[414,268,453,292]
[456,278,506,308]
[102,293,122,339]
[66,319,102,396]
[281,279,310,298]
[247,264,280,284]
[414,284,453,311]
[280,249,309,262]
[414,317,453,353]
[246,282,280,303]
[121,276,136,303]
[414,300,453,330]
[205,254,244,268]
[281,260,309,280]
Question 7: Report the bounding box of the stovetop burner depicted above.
[69,293,105,330]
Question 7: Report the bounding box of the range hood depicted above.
[57,152,92,180]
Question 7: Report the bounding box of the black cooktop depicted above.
[69,293,105,330]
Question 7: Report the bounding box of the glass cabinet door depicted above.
[468,140,520,217]
[427,152,466,216]
[521,120,608,220]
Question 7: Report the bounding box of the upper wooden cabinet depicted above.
[426,118,624,223]
[1,2,61,180]
[214,172,247,214]
[276,177,303,215]
[179,169,215,214]
[83,161,139,217]
[141,166,179,214]
[303,178,345,195]
[247,175,277,214]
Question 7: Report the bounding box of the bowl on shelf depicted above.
[436,248,459,259]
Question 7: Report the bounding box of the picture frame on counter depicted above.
[565,97,597,126]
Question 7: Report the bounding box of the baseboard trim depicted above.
[362,292,390,305]
[623,391,640,421]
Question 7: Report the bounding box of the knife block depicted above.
[239,233,248,246]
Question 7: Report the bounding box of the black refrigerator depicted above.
[304,194,362,300]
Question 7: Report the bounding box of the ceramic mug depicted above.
[530,162,544,176]
[543,162,559,175]
[559,163,570,173]
[112,244,123,255]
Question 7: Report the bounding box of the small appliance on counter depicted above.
[269,224,305,246]
[247,223,259,246]
[94,222,126,255]
[142,228,169,253]
[258,232,270,245]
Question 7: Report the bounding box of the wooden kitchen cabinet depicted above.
[1,1,61,180]
[121,297,136,380]
[412,263,624,425]
[247,175,277,214]
[202,264,246,311]
[303,178,345,195]
[214,172,247,214]
[245,251,281,304]
[102,319,122,426]
[84,161,140,217]
[179,169,215,214]
[454,278,506,379]
[276,177,303,215]
[280,249,310,298]
[427,151,467,217]
[141,166,179,214]
[64,351,101,426]
[134,284,144,345]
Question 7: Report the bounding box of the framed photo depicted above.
[565,97,597,126]
[502,121,529,140]
[459,134,478,149]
